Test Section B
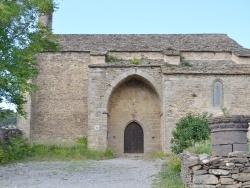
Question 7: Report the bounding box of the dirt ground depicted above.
[0,158,164,188]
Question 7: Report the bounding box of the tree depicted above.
[0,0,60,119]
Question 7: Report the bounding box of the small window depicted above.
[213,81,223,106]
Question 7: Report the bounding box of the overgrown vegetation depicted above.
[0,136,114,164]
[171,112,211,154]
[154,154,186,188]
[130,56,140,65]
[179,61,193,67]
[179,55,193,67]
[152,150,168,159]
[186,139,212,154]
[106,54,123,62]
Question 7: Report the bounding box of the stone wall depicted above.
[30,52,90,142]
[181,151,250,188]
[162,74,250,152]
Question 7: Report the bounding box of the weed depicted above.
[220,106,231,117]
[154,154,186,188]
[179,54,193,67]
[191,93,197,98]
[163,62,175,67]
[130,56,140,65]
[106,54,123,62]
[180,61,193,67]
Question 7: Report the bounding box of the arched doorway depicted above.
[107,76,161,155]
[124,122,144,153]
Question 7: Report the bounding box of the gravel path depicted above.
[0,158,164,188]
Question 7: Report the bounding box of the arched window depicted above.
[213,80,223,107]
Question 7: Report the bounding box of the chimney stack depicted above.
[38,13,53,31]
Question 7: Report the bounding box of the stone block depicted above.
[194,170,208,175]
[235,173,250,182]
[212,144,232,157]
[192,185,216,188]
[193,174,219,185]
[220,185,241,188]
[192,165,202,171]
[228,158,248,163]
[221,177,234,185]
[211,129,247,145]
[199,153,210,160]
[242,181,250,186]
[233,144,248,152]
[209,169,229,176]
[232,174,239,179]
[241,167,250,173]
[228,151,250,158]
[187,156,199,167]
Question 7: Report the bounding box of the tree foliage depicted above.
[171,112,211,154]
[0,110,16,126]
[0,0,60,119]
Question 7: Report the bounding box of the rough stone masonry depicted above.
[17,13,250,156]
[181,151,250,188]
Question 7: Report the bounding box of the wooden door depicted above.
[124,122,144,153]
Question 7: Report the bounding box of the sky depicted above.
[1,0,249,111]
[53,0,250,49]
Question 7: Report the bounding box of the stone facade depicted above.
[16,15,250,155]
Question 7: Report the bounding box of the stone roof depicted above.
[58,34,250,56]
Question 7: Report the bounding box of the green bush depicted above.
[171,112,211,154]
[0,136,33,164]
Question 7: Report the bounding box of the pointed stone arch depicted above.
[102,69,161,111]
[106,72,162,155]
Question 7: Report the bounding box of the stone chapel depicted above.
[17,13,250,155]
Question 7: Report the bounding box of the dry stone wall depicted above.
[181,151,250,188]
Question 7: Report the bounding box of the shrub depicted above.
[0,136,33,164]
[171,112,211,154]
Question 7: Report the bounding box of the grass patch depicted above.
[0,136,114,164]
[186,139,212,154]
[154,154,186,188]
[152,150,168,159]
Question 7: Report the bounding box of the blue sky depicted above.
[53,0,250,49]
